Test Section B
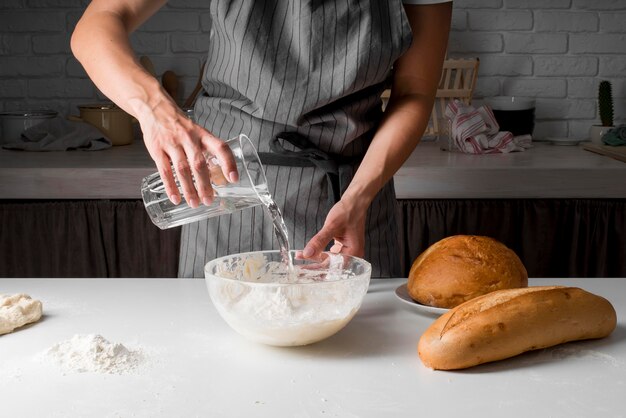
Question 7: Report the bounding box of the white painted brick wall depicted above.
[600,12,626,32]
[0,35,29,55]
[1,0,625,139]
[469,11,533,31]
[502,78,567,98]
[505,0,571,8]
[534,11,598,32]
[0,1,210,115]
[600,57,626,76]
[534,57,598,76]
[503,33,568,54]
[451,1,626,138]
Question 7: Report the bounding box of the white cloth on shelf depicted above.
[444,100,532,154]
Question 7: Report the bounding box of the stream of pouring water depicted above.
[255,185,294,270]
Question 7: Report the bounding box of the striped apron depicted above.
[179,0,413,278]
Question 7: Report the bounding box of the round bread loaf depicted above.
[408,235,528,308]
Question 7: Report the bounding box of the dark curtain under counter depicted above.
[0,200,180,278]
[1,198,624,278]
[396,199,625,278]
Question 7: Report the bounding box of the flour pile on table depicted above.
[41,334,144,374]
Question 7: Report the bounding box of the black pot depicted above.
[486,96,535,136]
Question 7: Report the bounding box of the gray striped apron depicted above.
[179,0,413,278]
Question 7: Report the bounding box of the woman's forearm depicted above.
[342,2,452,212]
[71,0,240,208]
[342,92,435,209]
[70,0,170,122]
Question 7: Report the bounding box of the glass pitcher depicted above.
[141,134,268,229]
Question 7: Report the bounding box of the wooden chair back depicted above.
[427,58,480,137]
[381,58,480,138]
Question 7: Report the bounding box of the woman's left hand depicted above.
[301,199,367,259]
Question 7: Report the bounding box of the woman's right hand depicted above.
[138,98,239,208]
[70,0,238,208]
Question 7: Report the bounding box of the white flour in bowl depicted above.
[40,334,144,374]
[216,281,361,346]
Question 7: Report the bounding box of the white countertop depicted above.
[395,140,626,199]
[1,277,624,417]
[0,140,625,199]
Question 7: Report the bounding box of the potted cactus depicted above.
[590,80,615,144]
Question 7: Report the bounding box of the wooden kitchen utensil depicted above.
[139,56,156,77]
[162,70,179,105]
[182,61,206,109]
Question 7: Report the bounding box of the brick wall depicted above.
[450,0,626,139]
[0,0,210,118]
[1,0,625,139]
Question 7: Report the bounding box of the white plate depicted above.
[546,137,588,146]
[394,284,449,315]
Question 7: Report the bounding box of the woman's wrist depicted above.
[130,78,180,126]
[340,185,374,219]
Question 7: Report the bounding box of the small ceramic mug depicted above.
[70,103,134,146]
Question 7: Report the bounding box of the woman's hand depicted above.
[301,197,367,259]
[300,3,451,261]
[138,98,238,208]
[71,0,239,208]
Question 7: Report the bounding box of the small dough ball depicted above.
[0,293,43,335]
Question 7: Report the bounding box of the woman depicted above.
[72,0,452,278]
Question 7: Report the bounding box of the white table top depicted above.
[1,278,624,417]
[1,140,624,199]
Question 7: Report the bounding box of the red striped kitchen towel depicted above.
[444,100,532,154]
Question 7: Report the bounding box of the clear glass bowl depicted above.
[205,250,371,347]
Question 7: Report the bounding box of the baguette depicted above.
[418,286,617,370]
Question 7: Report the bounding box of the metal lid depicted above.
[78,103,120,111]
[0,110,58,118]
